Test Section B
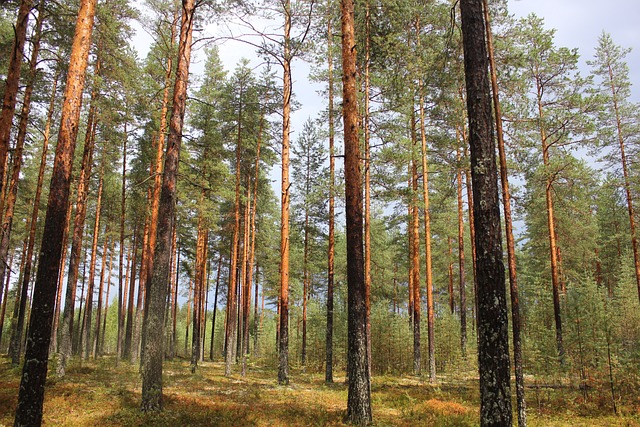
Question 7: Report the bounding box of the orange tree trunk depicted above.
[14,0,97,423]
[410,114,421,377]
[278,0,292,386]
[0,0,32,205]
[58,56,101,373]
[0,4,44,287]
[418,71,436,382]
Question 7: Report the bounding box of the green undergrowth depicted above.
[0,357,638,426]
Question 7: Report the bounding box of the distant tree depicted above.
[588,32,640,302]
[291,118,327,367]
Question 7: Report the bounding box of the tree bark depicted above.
[342,0,372,422]
[0,250,13,347]
[0,0,32,207]
[12,69,58,360]
[0,3,43,289]
[191,195,208,373]
[210,253,222,360]
[99,238,115,355]
[123,225,139,360]
[410,112,421,377]
[459,0,512,425]
[363,0,372,378]
[418,77,436,382]
[93,230,110,358]
[145,5,178,305]
[483,1,526,424]
[58,56,101,374]
[278,0,292,386]
[456,144,468,359]
[535,76,564,363]
[117,123,128,362]
[14,0,97,423]
[81,162,105,360]
[140,0,195,411]
[225,79,243,377]
[325,4,335,384]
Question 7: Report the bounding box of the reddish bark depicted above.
[14,0,98,423]
[0,0,32,206]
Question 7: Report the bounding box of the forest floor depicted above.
[0,356,638,426]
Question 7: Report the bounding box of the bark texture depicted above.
[14,0,97,424]
[342,0,372,422]
[483,1,526,424]
[0,0,32,206]
[459,0,512,425]
[325,7,335,383]
[140,0,195,412]
[278,0,292,385]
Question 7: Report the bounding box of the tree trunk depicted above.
[117,123,128,362]
[417,63,436,381]
[241,182,251,375]
[0,4,43,289]
[483,1,526,424]
[81,163,105,360]
[14,0,97,423]
[0,0,32,207]
[145,5,178,306]
[535,77,564,363]
[13,70,58,361]
[456,145,468,359]
[140,0,195,411]
[99,238,115,355]
[170,236,179,359]
[191,198,208,373]
[448,237,454,314]
[363,0,372,378]
[342,0,372,422]
[225,82,243,377]
[51,197,72,356]
[185,279,192,357]
[278,0,292,386]
[248,124,263,357]
[93,231,110,358]
[459,0,512,425]
[132,215,150,362]
[210,253,222,360]
[123,225,139,360]
[325,4,335,384]
[8,214,33,365]
[58,55,101,374]
[410,113,421,377]
[0,250,13,348]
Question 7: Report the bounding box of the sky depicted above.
[508,0,640,100]
[132,0,640,126]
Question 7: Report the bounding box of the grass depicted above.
[0,356,638,426]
